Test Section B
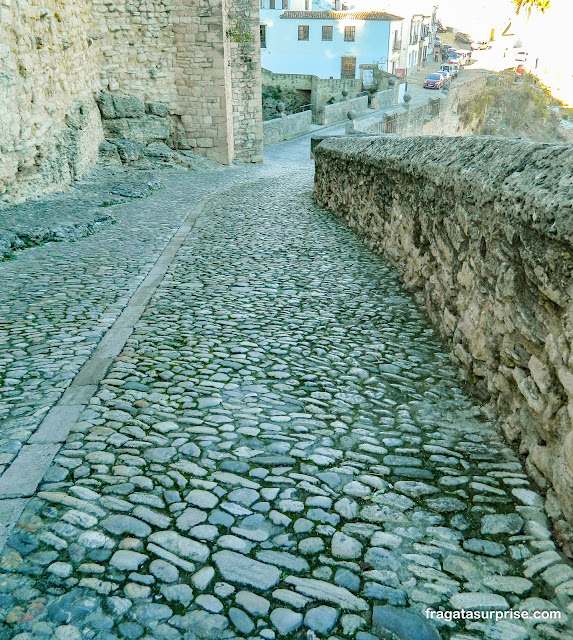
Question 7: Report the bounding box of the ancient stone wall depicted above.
[314,135,573,552]
[262,69,314,91]
[0,0,103,204]
[94,0,178,107]
[0,0,262,205]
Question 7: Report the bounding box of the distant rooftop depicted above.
[280,10,403,21]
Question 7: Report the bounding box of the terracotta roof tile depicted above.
[280,10,403,21]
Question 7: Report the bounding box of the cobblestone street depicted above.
[1,136,572,640]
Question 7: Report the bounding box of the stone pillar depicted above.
[226,0,263,163]
[172,0,262,165]
[173,0,235,165]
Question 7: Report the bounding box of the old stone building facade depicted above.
[0,0,263,204]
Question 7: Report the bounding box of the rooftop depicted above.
[279,10,403,21]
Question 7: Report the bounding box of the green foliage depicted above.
[226,21,254,44]
[512,0,550,17]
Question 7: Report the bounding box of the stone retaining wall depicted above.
[262,69,363,110]
[370,88,394,110]
[313,135,573,552]
[263,111,312,145]
[353,73,488,138]
[423,73,489,136]
[317,96,369,126]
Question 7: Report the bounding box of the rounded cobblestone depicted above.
[0,138,572,640]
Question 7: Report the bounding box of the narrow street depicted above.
[0,135,571,640]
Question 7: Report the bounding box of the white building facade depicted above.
[260,8,403,79]
[260,0,436,80]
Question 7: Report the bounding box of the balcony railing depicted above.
[392,40,401,52]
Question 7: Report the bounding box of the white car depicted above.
[515,51,528,63]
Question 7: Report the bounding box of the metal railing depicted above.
[427,98,440,117]
[297,104,312,113]
[383,113,397,133]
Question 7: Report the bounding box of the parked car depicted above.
[515,50,528,62]
[436,22,447,33]
[447,59,461,74]
[424,73,445,89]
[439,64,456,79]
[435,36,441,46]
[436,70,451,83]
[455,32,471,44]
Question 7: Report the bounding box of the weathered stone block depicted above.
[144,142,175,160]
[104,117,170,146]
[99,140,121,165]
[112,95,146,119]
[97,92,116,120]
[113,139,144,163]
[147,102,169,117]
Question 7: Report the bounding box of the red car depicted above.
[424,73,444,89]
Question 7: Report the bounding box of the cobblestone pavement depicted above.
[1,138,573,640]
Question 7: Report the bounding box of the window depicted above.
[282,0,288,7]
[344,26,355,41]
[410,22,419,44]
[341,56,356,78]
[304,0,309,8]
[270,0,275,7]
[322,25,333,41]
[260,24,267,48]
[298,25,309,40]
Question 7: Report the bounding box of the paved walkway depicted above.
[0,135,572,640]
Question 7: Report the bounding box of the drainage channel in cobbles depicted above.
[0,142,310,489]
[1,147,573,640]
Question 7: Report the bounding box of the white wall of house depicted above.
[260,13,397,78]
[396,15,421,74]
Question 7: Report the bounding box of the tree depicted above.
[512,0,551,17]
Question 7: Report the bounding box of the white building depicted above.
[260,8,404,78]
[377,1,437,75]
[260,0,436,80]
